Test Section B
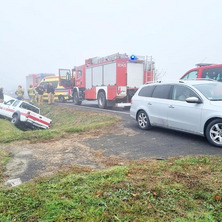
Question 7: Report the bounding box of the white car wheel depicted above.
[137,110,151,130]
[206,119,222,147]
[11,114,20,126]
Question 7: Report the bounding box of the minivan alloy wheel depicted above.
[209,124,222,143]
[137,110,151,130]
[206,119,222,147]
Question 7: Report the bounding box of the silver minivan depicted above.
[130,80,222,147]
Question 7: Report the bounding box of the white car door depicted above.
[168,85,203,133]
[148,97,170,127]
[147,85,172,127]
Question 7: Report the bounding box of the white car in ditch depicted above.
[0,99,52,129]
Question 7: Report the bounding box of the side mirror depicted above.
[186,97,202,104]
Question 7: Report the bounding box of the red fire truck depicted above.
[59,53,154,108]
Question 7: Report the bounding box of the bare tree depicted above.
[153,68,166,81]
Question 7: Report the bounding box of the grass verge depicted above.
[0,156,221,221]
[0,104,120,143]
[0,150,10,185]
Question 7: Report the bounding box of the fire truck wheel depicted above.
[73,91,82,105]
[11,114,20,126]
[98,91,107,109]
[58,95,65,103]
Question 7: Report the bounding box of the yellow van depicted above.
[38,76,73,102]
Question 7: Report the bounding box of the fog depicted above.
[1,0,222,94]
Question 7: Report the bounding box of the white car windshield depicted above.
[193,83,222,101]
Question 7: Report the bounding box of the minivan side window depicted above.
[181,71,198,80]
[152,85,172,99]
[172,85,199,101]
[138,85,155,97]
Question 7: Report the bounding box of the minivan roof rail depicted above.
[196,78,215,81]
[182,78,216,81]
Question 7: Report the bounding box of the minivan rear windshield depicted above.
[193,83,222,101]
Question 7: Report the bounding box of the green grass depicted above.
[0,104,120,143]
[0,156,221,221]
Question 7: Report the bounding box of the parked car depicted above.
[0,99,52,130]
[180,63,222,81]
[130,80,222,147]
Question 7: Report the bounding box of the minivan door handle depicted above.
[168,105,175,108]
[148,102,152,105]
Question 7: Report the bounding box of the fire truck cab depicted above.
[59,53,154,108]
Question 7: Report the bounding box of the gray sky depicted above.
[1,0,222,91]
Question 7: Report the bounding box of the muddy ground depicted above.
[1,123,137,185]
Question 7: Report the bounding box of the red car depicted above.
[180,63,222,81]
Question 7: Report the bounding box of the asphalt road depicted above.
[65,101,222,159]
